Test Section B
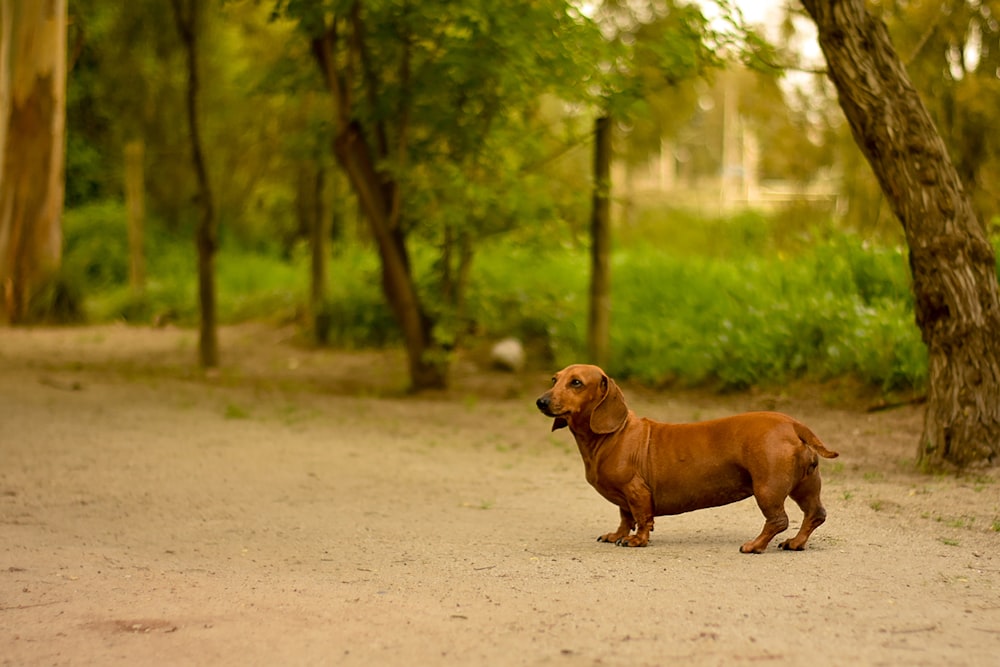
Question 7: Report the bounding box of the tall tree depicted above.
[0,0,66,323]
[170,0,218,368]
[280,0,601,390]
[307,2,442,389]
[800,0,1000,469]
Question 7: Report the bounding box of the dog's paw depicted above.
[615,536,649,548]
[778,539,806,551]
[597,533,626,543]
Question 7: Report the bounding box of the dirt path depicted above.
[2,324,999,666]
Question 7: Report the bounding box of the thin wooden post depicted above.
[124,140,145,295]
[588,115,612,369]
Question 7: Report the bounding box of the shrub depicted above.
[62,200,130,289]
[460,238,594,367]
[320,247,398,347]
[467,226,928,393]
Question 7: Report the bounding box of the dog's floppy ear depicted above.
[551,417,568,431]
[590,374,628,434]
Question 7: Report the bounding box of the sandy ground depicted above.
[2,323,999,666]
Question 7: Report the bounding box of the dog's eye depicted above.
[550,377,557,386]
[569,378,583,388]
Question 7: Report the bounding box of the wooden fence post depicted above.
[124,140,145,295]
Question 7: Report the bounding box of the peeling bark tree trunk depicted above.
[588,115,612,369]
[0,0,66,323]
[801,0,1000,469]
[171,0,218,368]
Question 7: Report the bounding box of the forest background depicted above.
[40,0,1000,397]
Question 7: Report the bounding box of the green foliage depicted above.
[60,193,952,391]
[466,240,588,362]
[216,250,305,323]
[64,200,939,394]
[274,0,613,366]
[62,200,304,325]
[466,212,928,394]
[63,201,131,289]
[603,246,925,392]
[320,248,399,348]
[67,0,320,249]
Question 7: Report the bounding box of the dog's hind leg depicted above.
[740,485,790,554]
[778,467,827,551]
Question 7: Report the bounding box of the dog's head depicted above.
[535,364,629,434]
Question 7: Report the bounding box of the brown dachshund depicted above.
[536,364,838,553]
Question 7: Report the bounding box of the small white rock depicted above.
[490,337,525,372]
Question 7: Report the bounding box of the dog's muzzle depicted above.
[536,395,569,431]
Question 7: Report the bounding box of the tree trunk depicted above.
[801,0,1000,469]
[0,0,66,323]
[124,140,145,296]
[171,0,218,369]
[308,162,331,344]
[440,223,474,349]
[311,27,447,390]
[333,122,445,389]
[588,115,612,369]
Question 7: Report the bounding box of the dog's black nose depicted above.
[536,396,549,411]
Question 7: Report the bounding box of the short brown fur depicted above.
[536,364,838,553]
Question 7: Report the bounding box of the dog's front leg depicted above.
[597,507,635,544]
[616,478,655,547]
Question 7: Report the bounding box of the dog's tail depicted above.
[793,422,839,459]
